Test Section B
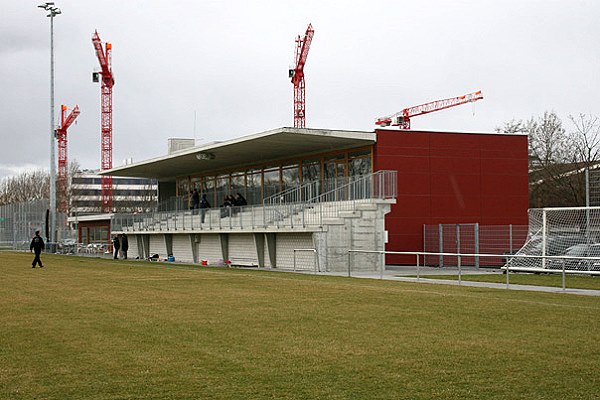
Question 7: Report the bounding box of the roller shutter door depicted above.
[228,233,257,266]
[149,235,167,258]
[172,235,193,263]
[127,235,139,259]
[197,234,223,264]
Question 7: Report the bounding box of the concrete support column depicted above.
[266,233,276,268]
[190,234,200,263]
[254,233,265,267]
[219,233,229,263]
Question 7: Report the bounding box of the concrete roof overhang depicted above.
[100,127,376,181]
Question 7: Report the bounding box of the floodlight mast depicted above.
[37,1,61,246]
[91,30,114,212]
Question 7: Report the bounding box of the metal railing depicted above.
[348,249,600,292]
[262,170,397,226]
[112,171,397,233]
[263,181,320,206]
[423,224,529,267]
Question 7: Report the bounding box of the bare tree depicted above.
[0,170,50,205]
[498,111,599,207]
[62,159,81,213]
[570,114,600,164]
[569,114,600,206]
[527,111,573,166]
[495,119,526,134]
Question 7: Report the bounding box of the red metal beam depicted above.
[92,31,114,212]
[291,24,314,129]
[56,104,80,213]
[376,91,484,129]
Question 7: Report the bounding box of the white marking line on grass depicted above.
[128,277,195,281]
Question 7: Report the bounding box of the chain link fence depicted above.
[0,199,74,251]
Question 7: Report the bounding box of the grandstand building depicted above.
[101,127,528,270]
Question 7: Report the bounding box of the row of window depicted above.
[71,189,157,197]
[72,177,157,185]
[80,225,109,245]
[176,147,372,206]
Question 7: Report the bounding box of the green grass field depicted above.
[1,252,599,399]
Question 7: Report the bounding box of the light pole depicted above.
[38,2,61,248]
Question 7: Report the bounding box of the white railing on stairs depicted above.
[112,171,397,232]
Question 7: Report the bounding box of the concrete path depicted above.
[312,265,600,297]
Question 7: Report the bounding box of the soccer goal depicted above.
[508,206,600,271]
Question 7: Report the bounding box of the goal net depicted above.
[509,207,600,271]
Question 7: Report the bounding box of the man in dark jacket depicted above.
[121,234,129,259]
[199,194,211,223]
[112,235,120,259]
[30,230,45,268]
[192,189,200,215]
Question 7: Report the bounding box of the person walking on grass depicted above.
[30,230,45,268]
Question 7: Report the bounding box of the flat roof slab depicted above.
[102,127,375,181]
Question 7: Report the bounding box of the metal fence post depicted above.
[423,224,426,267]
[509,224,513,255]
[380,250,384,280]
[457,224,462,285]
[542,210,547,269]
[474,222,480,268]
[562,259,566,292]
[347,250,352,277]
[506,258,510,288]
[438,224,443,268]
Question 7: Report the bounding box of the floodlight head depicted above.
[38,2,60,16]
[38,2,55,10]
[46,7,61,17]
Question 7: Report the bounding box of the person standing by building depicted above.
[188,190,194,211]
[192,188,200,214]
[30,230,45,268]
[199,194,211,223]
[235,192,247,206]
[121,234,129,259]
[112,235,121,260]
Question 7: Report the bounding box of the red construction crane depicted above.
[92,30,114,212]
[56,104,80,213]
[289,24,314,128]
[375,90,484,129]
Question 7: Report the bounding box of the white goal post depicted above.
[509,206,600,271]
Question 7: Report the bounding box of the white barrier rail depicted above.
[348,249,600,291]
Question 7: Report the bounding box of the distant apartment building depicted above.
[70,171,158,215]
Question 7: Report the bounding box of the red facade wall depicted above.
[373,129,529,264]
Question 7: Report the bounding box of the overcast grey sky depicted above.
[1,0,599,179]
